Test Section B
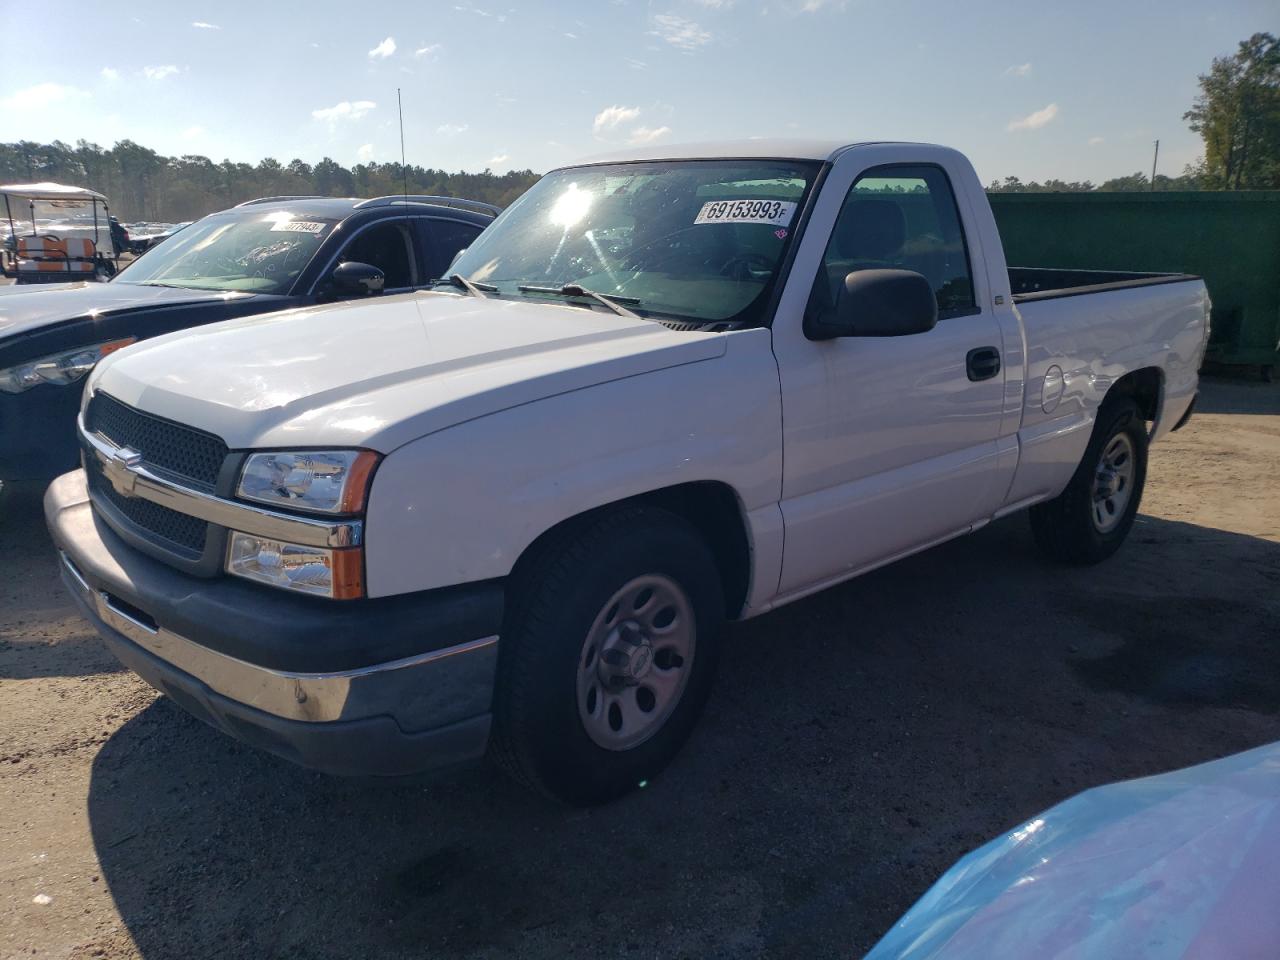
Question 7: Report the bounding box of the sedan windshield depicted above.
[115,210,337,294]
[447,159,819,325]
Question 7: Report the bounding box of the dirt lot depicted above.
[2,377,1278,960]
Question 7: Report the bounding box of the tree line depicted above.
[0,139,541,223]
[1,33,1275,215]
[993,32,1278,193]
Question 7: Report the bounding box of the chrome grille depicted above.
[86,456,208,555]
[83,393,227,560]
[85,392,227,490]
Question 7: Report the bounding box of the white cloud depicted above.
[1088,136,1105,146]
[436,122,469,136]
[182,125,205,139]
[312,100,377,128]
[100,67,119,82]
[1007,103,1059,132]
[651,14,711,49]
[143,65,180,81]
[414,43,442,57]
[692,0,734,6]
[628,125,672,145]
[357,143,375,162]
[798,0,846,11]
[1,82,88,110]
[565,32,579,39]
[490,153,510,165]
[626,57,647,70]
[593,104,641,134]
[368,37,396,59]
[192,21,220,30]
[1004,62,1031,78]
[454,5,507,22]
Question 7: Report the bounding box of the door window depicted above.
[813,165,976,320]
[423,218,483,279]
[338,221,416,289]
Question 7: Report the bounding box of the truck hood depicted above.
[90,291,728,452]
[0,281,261,340]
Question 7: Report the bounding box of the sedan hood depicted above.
[0,282,259,340]
[90,291,727,452]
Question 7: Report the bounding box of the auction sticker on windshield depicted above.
[695,200,796,226]
[270,221,328,234]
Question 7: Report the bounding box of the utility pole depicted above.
[1150,139,1159,191]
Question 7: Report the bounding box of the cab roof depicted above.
[565,139,916,168]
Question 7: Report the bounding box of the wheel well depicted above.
[1106,367,1162,424]
[508,482,753,619]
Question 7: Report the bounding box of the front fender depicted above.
[362,329,783,599]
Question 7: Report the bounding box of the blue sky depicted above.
[1,0,1274,184]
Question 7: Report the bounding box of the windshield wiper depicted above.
[516,284,641,319]
[434,274,495,298]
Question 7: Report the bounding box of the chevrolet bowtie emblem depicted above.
[103,447,143,497]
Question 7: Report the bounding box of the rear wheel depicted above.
[490,506,724,804]
[1030,397,1148,564]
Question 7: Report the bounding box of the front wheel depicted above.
[1030,397,1148,564]
[490,506,724,804]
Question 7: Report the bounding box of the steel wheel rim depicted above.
[1092,432,1135,533]
[576,574,695,752]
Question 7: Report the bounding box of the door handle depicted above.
[966,346,1001,382]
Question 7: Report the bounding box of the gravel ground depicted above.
[2,376,1278,960]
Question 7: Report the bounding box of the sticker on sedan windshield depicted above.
[269,220,327,234]
[694,199,797,227]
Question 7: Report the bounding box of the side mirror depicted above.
[806,268,938,340]
[330,261,385,296]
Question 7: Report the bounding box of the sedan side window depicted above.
[338,222,417,290]
[813,165,977,320]
[423,219,484,279]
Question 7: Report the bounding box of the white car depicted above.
[47,140,1208,803]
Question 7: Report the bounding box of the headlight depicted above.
[226,532,363,599]
[0,338,136,394]
[236,450,379,514]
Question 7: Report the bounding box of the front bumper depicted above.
[0,381,84,482]
[46,470,503,776]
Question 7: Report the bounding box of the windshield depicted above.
[447,159,819,325]
[3,198,107,241]
[115,210,337,294]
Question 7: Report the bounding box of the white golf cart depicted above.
[1,182,120,284]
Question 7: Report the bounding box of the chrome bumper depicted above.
[60,549,497,731]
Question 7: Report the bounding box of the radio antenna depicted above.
[397,88,409,202]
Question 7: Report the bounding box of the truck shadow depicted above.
[85,514,1280,959]
[1193,374,1280,414]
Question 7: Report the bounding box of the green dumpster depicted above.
[989,191,1280,375]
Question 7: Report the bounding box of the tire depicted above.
[1030,397,1148,565]
[490,506,725,805]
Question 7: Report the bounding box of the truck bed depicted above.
[1009,267,1201,303]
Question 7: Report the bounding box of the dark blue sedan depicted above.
[0,194,496,497]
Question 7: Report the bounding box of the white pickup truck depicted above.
[46,141,1208,803]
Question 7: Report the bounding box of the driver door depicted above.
[773,157,1013,597]
[331,220,419,293]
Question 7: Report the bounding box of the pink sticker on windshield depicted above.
[775,228,788,239]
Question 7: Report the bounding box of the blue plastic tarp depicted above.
[866,742,1280,960]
